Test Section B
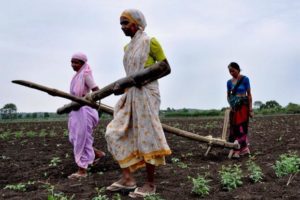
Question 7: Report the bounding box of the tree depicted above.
[285,103,300,114]
[254,101,263,109]
[1,103,17,119]
[260,100,281,110]
[44,112,50,118]
[3,103,17,112]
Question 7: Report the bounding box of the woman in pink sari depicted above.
[67,52,105,179]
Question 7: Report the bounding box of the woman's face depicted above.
[228,67,240,78]
[71,58,84,72]
[120,16,138,37]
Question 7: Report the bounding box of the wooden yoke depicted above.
[12,79,239,154]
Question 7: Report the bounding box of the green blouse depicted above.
[125,37,166,68]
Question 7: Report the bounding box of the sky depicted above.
[1,0,299,112]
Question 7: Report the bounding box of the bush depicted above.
[273,152,300,177]
[285,103,300,114]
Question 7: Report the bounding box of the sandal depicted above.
[106,182,137,192]
[128,186,156,198]
[68,172,87,180]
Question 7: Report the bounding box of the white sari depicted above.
[105,30,171,172]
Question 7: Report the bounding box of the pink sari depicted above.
[68,64,99,169]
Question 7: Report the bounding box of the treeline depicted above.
[0,112,68,120]
[161,101,300,118]
[1,101,300,120]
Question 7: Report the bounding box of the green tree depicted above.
[1,103,17,119]
[253,101,263,109]
[285,103,300,114]
[260,100,281,110]
[44,112,50,118]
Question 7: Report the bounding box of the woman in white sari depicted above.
[106,9,171,197]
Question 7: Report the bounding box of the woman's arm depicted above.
[247,88,254,117]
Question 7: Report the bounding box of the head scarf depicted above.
[121,9,147,31]
[72,52,88,63]
[70,52,92,96]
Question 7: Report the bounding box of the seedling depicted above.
[0,132,10,140]
[189,174,210,197]
[47,185,75,200]
[219,164,243,191]
[171,157,188,169]
[4,183,26,192]
[63,129,68,137]
[112,193,122,200]
[92,187,109,200]
[49,131,57,137]
[144,193,165,200]
[4,181,34,192]
[246,159,263,183]
[49,157,62,167]
[14,131,23,138]
[26,131,37,137]
[39,129,47,137]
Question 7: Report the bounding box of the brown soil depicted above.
[0,114,300,200]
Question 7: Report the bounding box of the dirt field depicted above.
[0,114,300,200]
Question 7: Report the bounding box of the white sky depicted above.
[1,0,299,112]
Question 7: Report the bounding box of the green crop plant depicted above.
[4,181,35,192]
[14,131,23,138]
[144,194,165,200]
[189,174,210,197]
[63,129,69,137]
[0,132,10,140]
[26,131,37,137]
[39,129,47,137]
[246,159,263,183]
[49,131,57,137]
[4,183,26,192]
[49,157,62,167]
[219,164,243,191]
[171,157,188,169]
[273,152,300,177]
[112,193,122,200]
[47,185,75,200]
[92,187,109,200]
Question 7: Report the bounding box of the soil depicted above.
[0,114,300,200]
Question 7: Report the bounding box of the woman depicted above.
[227,62,253,158]
[105,9,171,197]
[67,52,105,179]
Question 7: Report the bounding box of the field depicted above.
[1,114,300,200]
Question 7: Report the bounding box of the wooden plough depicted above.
[12,80,239,156]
